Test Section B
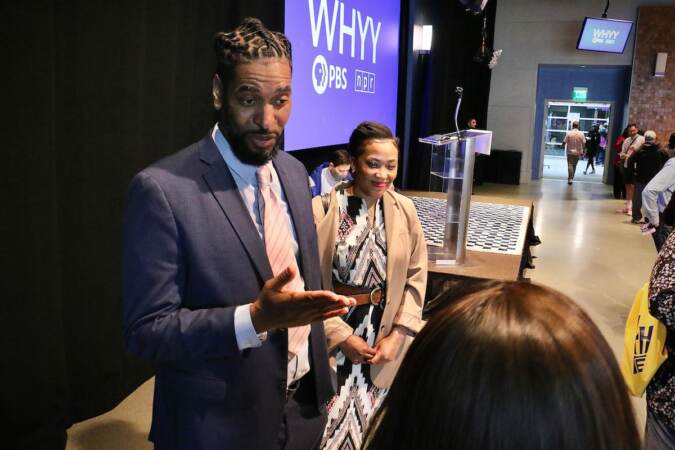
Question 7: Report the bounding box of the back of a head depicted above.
[669,132,675,149]
[644,130,657,143]
[363,282,640,450]
[571,121,579,129]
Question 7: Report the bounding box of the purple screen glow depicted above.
[284,0,401,151]
[576,17,633,54]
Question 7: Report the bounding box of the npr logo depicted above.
[354,70,375,94]
[592,28,620,44]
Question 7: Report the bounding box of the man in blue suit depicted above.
[123,18,353,450]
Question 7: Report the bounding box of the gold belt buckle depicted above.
[369,286,382,305]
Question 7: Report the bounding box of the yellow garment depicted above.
[621,282,668,397]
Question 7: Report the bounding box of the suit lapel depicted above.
[199,137,273,282]
[316,189,339,291]
[383,191,399,291]
[274,158,315,284]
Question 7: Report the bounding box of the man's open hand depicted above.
[250,265,355,333]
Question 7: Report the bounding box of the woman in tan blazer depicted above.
[313,121,427,450]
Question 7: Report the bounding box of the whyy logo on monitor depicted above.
[308,0,381,95]
[592,28,620,44]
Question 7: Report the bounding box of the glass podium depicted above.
[418,129,492,265]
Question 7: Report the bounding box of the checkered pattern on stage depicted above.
[410,196,530,255]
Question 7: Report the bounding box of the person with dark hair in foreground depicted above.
[122,18,354,450]
[363,281,641,450]
[312,121,427,449]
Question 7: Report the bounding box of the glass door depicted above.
[542,101,612,183]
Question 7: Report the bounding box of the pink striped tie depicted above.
[256,165,310,357]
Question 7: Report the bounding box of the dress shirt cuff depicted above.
[234,304,266,351]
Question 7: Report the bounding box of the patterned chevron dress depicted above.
[319,188,388,450]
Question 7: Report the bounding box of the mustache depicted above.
[243,129,279,139]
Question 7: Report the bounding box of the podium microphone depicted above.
[454,86,464,134]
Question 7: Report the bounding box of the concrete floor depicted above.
[66,179,658,449]
[543,154,606,183]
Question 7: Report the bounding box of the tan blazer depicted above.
[312,187,427,388]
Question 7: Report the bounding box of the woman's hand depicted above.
[368,326,407,365]
[339,336,376,365]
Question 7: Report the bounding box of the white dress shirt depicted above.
[643,158,675,227]
[211,125,310,385]
[320,167,342,194]
[621,135,645,168]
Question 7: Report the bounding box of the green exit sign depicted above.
[572,87,588,101]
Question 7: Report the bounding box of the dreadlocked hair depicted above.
[213,17,292,84]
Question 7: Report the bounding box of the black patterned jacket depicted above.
[648,230,675,430]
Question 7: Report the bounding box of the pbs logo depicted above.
[312,55,329,94]
[312,54,347,95]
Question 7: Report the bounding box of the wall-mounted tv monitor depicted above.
[576,17,633,54]
[283,0,401,151]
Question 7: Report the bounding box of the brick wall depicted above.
[629,5,675,144]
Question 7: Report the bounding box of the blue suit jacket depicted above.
[122,135,333,449]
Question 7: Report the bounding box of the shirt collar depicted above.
[211,124,259,186]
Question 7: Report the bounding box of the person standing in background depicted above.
[563,121,585,185]
[664,132,675,159]
[619,124,645,217]
[613,127,629,200]
[467,117,486,185]
[584,124,600,175]
[642,154,675,251]
[598,123,607,164]
[628,130,667,224]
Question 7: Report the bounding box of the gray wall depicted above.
[487,0,673,183]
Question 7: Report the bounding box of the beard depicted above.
[221,123,280,166]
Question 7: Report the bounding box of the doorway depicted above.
[541,100,612,183]
[531,65,631,183]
